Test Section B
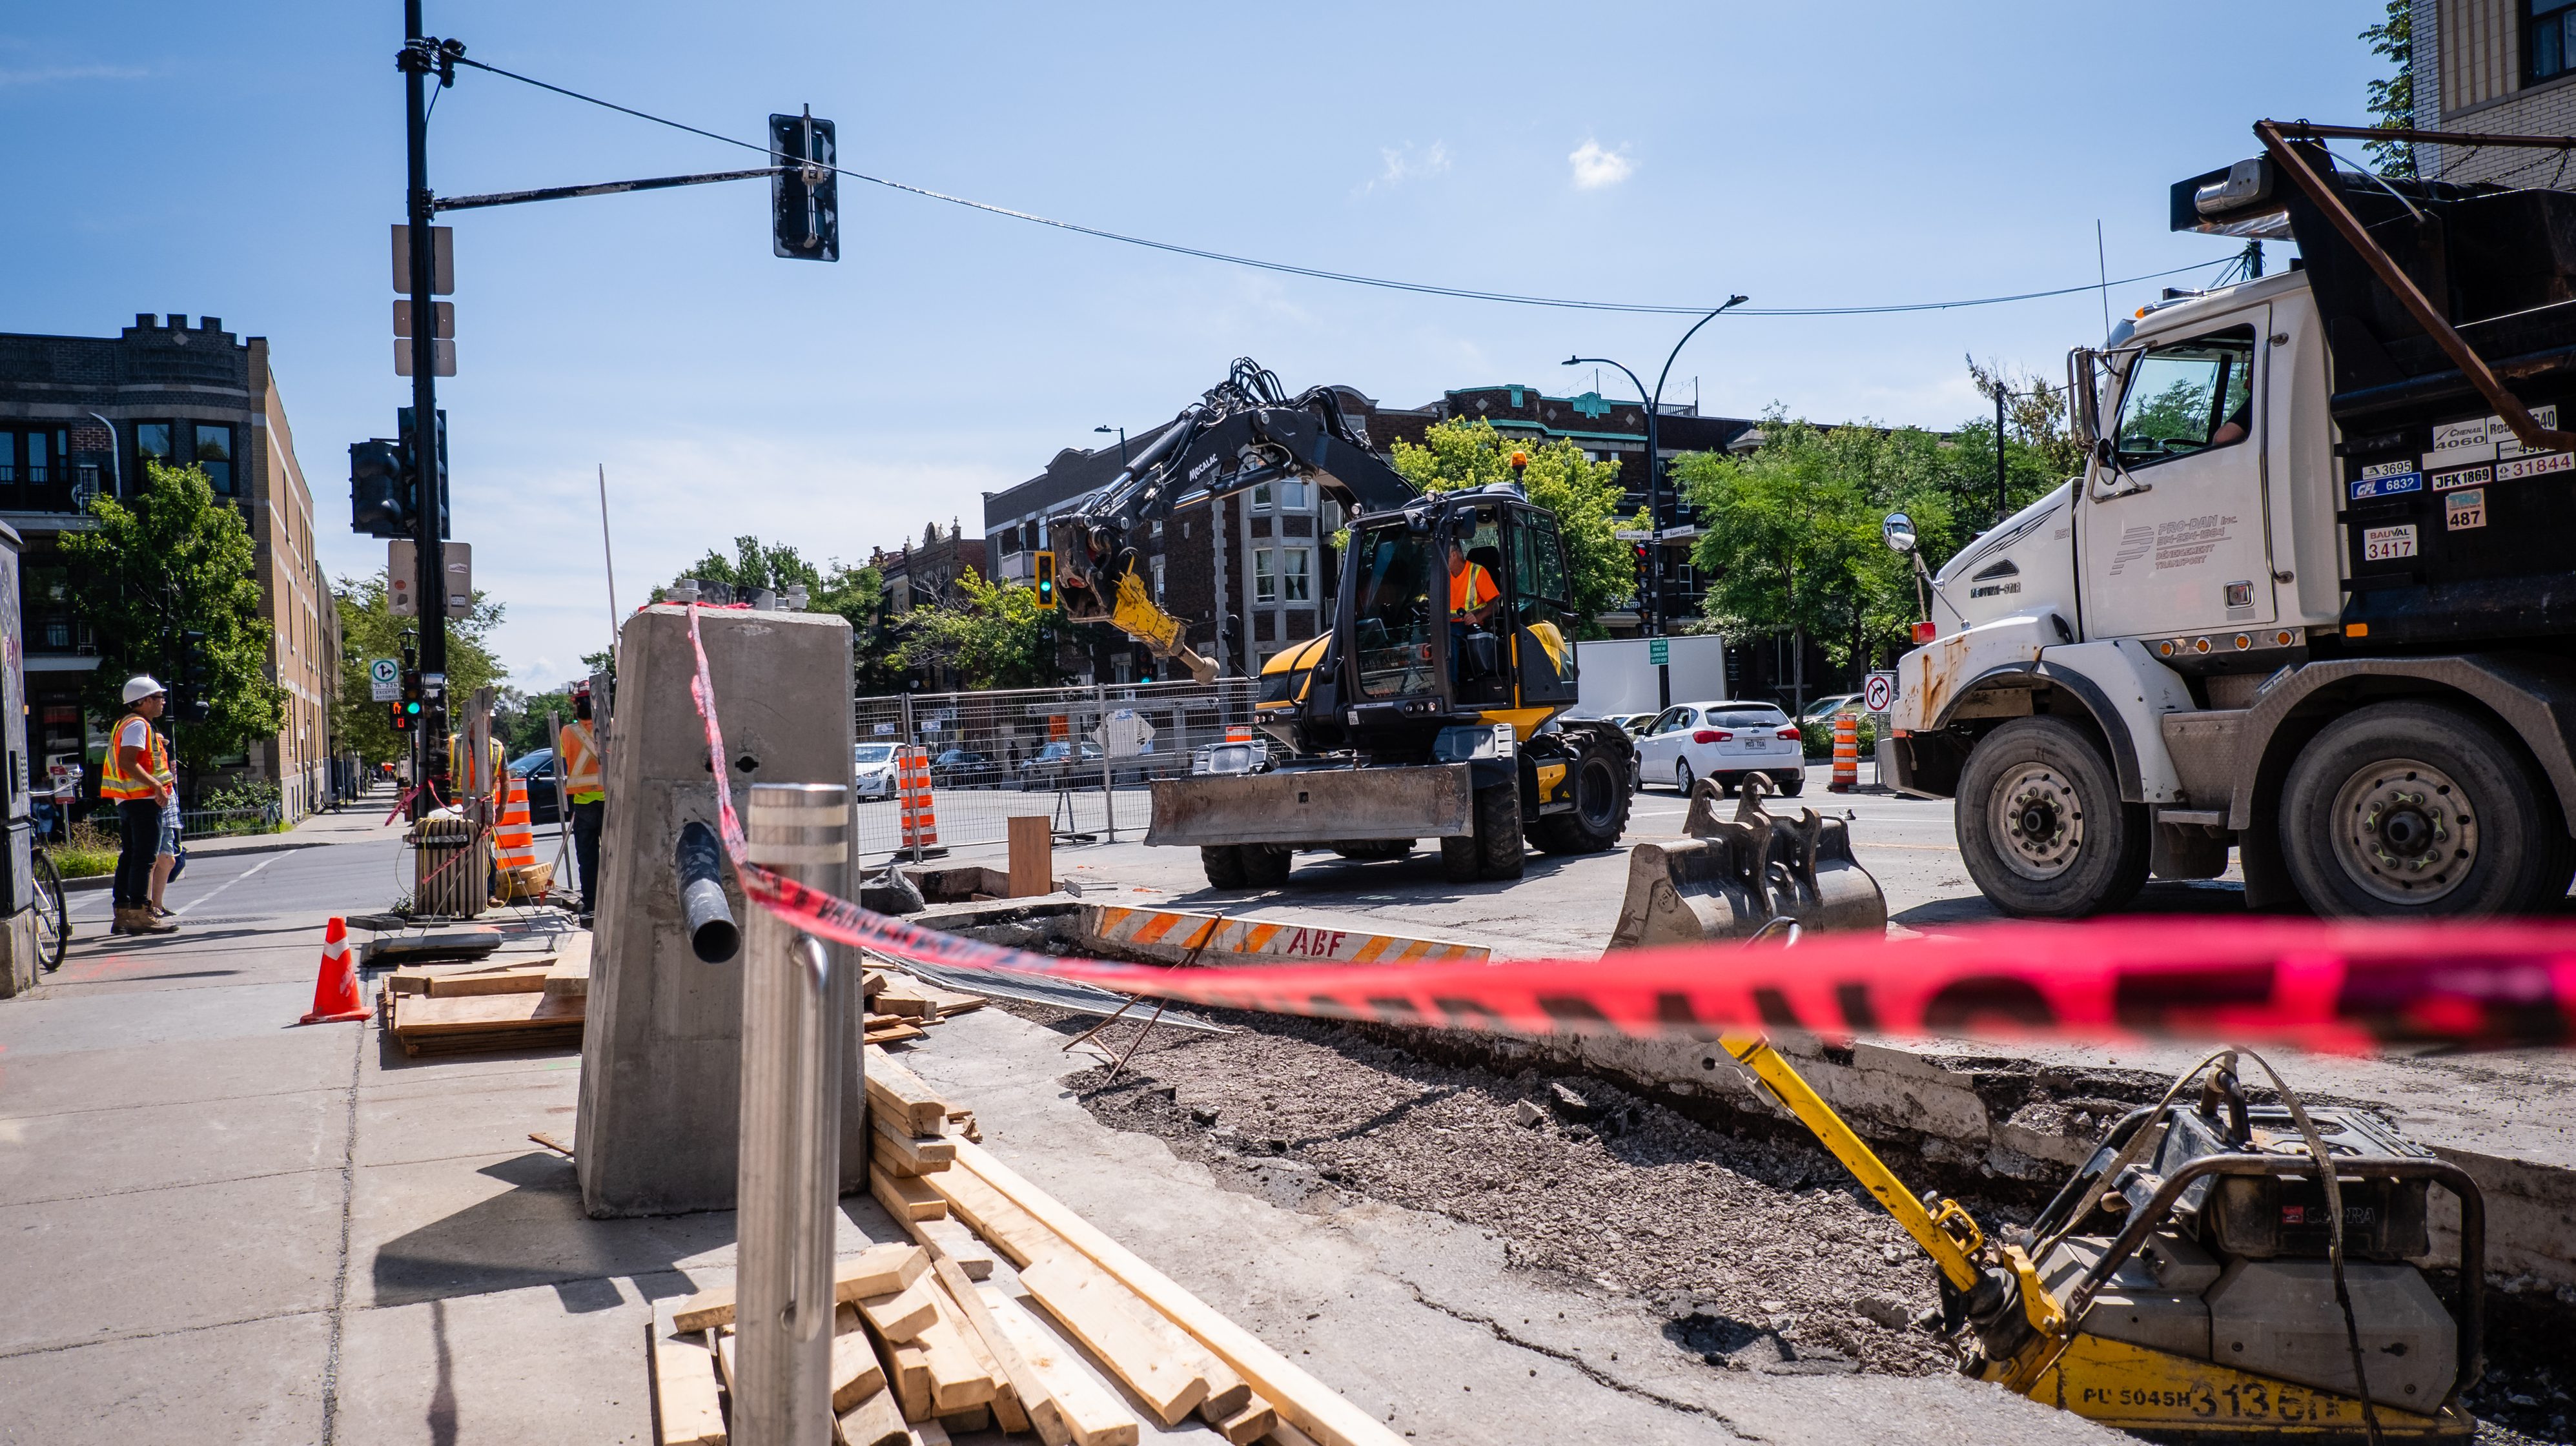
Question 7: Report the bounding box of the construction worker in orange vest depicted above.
[560,687,604,923]
[103,675,179,935]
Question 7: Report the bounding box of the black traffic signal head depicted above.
[400,668,425,727]
[396,407,451,540]
[1032,551,1058,610]
[350,439,409,538]
[170,630,213,724]
[769,110,839,261]
[388,699,412,733]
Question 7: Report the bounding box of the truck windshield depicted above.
[1349,522,1438,698]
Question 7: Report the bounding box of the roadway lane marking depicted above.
[174,855,279,915]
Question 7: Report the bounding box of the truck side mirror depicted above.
[1882,513,1917,554]
[2066,347,2100,447]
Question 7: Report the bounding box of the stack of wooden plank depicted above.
[646,1054,1393,1446]
[864,966,986,1048]
[381,933,590,1056]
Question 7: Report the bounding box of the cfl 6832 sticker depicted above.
[2349,471,2422,501]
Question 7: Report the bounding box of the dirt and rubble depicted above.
[994,999,2576,1444]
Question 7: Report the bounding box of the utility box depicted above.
[0,521,36,998]
[575,603,862,1217]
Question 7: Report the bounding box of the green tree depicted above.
[1388,419,1639,634]
[2363,0,2416,179]
[676,534,891,686]
[891,574,1068,690]
[60,459,287,775]
[329,569,507,767]
[496,686,575,757]
[1679,416,1961,687]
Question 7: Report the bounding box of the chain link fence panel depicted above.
[852,678,1266,863]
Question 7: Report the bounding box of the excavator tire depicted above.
[1476,779,1525,881]
[1242,844,1294,889]
[1532,735,1631,855]
[1200,845,1249,890]
[1439,833,1480,883]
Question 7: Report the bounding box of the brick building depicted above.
[2409,0,2576,182]
[870,520,984,615]
[0,314,338,819]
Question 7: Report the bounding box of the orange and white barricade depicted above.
[494,775,551,899]
[1830,714,1859,793]
[897,746,941,853]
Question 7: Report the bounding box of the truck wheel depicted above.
[2280,700,2571,917]
[1956,716,2150,918]
[1533,739,1632,855]
[1242,844,1293,888]
[1200,846,1249,890]
[1477,780,1525,880]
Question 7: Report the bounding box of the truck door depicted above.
[1509,508,1580,708]
[2079,315,2279,640]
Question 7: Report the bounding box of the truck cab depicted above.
[1888,130,2576,920]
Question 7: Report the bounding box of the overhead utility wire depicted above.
[450,55,2234,318]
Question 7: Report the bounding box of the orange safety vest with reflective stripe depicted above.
[99,713,172,800]
[558,720,603,803]
[1447,561,1498,618]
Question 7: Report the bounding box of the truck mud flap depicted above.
[1146,764,1474,848]
[1608,775,1888,948]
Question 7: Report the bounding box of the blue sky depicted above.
[1,3,2391,688]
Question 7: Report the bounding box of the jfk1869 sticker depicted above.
[2433,464,2492,492]
[2446,489,2487,531]
[2362,524,2418,562]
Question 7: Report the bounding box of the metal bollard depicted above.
[735,782,851,1446]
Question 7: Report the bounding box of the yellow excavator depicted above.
[1731,1017,2481,1440]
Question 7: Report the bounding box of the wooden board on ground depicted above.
[389,988,584,1056]
[544,938,591,998]
[648,1299,728,1446]
[424,962,555,997]
[1008,815,1053,900]
[865,1022,926,1046]
[924,1166,1054,1269]
[871,1114,956,1174]
[863,1046,954,1134]
[833,1304,890,1410]
[674,1243,928,1332]
[839,1381,909,1446]
[956,1139,1402,1446]
[370,928,504,962]
[871,1168,947,1223]
[979,1288,1141,1446]
[857,1276,941,1344]
[1016,1256,1218,1426]
[912,1216,996,1281]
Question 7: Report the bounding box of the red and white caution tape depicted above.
[685,604,2576,1054]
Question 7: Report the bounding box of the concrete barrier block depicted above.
[576,604,859,1218]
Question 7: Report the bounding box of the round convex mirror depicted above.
[1882,512,1918,554]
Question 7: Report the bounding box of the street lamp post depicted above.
[1565,294,1746,706]
[1094,424,1127,465]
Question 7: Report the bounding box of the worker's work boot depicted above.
[109,906,132,935]
[116,906,176,935]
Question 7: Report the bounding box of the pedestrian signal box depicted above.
[1032,551,1058,610]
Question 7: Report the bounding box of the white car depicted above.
[854,742,900,800]
[1631,700,1806,797]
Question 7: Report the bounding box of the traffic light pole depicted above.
[400,1,446,811]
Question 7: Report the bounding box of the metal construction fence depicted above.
[852,678,1263,861]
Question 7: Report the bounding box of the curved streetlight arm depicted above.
[1562,354,1650,405]
[1653,295,1748,413]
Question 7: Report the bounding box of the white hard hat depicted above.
[122,675,166,704]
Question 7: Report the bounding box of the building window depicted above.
[1282,547,1312,602]
[1253,548,1278,604]
[190,422,234,494]
[136,422,172,472]
[2536,0,2576,83]
[1251,480,1273,511]
[1280,478,1310,511]
[1150,555,1165,602]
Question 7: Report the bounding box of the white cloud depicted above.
[0,63,151,87]
[1363,141,1450,194]
[1568,140,1634,190]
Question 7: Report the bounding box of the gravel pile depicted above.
[1036,1004,2001,1378]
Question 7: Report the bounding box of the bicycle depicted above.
[23,827,66,973]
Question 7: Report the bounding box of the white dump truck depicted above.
[1886,120,2576,919]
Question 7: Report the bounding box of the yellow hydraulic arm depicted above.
[1718,1032,2067,1389]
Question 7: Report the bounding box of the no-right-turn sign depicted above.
[1864,671,1897,713]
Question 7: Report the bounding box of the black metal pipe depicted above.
[673,820,739,962]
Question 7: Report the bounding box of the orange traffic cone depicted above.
[298,917,372,1025]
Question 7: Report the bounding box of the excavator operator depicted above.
[1446,536,1500,682]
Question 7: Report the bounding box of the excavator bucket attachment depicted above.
[1608,774,1886,949]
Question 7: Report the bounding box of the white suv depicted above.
[1631,700,1805,797]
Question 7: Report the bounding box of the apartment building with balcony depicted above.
[0,314,338,818]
